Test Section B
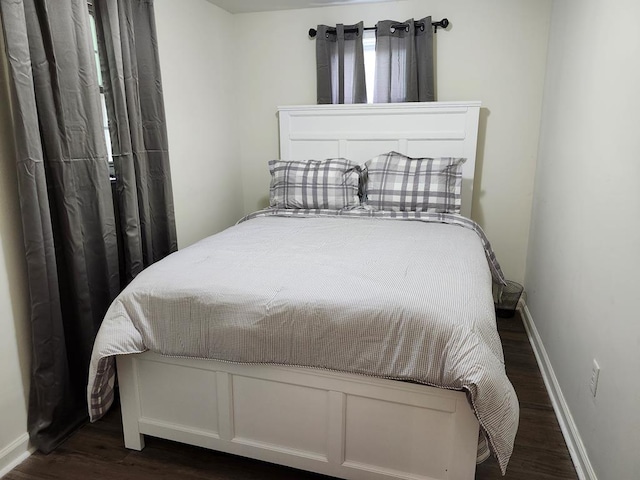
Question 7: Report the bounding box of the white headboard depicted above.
[277,101,481,218]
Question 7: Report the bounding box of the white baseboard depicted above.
[518,301,597,480]
[0,433,32,479]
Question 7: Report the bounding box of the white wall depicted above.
[232,0,552,283]
[525,0,640,478]
[0,24,31,476]
[155,0,244,248]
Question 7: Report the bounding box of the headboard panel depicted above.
[277,101,481,218]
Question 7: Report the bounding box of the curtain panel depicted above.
[316,22,367,104]
[374,16,435,103]
[0,0,176,452]
[0,0,119,452]
[94,0,177,287]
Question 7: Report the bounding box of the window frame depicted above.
[87,1,115,177]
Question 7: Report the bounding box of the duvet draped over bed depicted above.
[87,210,518,473]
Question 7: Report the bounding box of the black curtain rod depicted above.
[308,18,449,38]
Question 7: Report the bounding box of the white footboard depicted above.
[116,353,479,480]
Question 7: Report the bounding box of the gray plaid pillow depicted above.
[269,158,361,209]
[363,152,466,213]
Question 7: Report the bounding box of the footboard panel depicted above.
[116,352,479,480]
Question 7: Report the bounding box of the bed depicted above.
[87,102,519,480]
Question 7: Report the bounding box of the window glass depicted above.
[363,30,376,104]
[88,7,113,171]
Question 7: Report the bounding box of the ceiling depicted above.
[206,0,396,15]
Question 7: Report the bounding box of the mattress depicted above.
[87,210,519,472]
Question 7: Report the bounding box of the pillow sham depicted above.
[269,158,361,210]
[363,151,466,213]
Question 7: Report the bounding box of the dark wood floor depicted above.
[474,312,578,480]
[6,311,577,480]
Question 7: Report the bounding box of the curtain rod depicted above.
[308,18,449,38]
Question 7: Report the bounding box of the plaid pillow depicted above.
[269,158,361,209]
[363,152,466,213]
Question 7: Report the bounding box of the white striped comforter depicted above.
[88,212,518,473]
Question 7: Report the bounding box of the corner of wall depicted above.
[518,301,597,480]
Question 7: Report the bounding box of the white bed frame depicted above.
[117,102,483,480]
[278,102,481,219]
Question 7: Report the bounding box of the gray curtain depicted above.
[93,0,177,285]
[374,17,435,103]
[0,0,176,452]
[0,0,119,451]
[316,22,367,104]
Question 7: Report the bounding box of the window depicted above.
[87,3,114,175]
[363,30,376,104]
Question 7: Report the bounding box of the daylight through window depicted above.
[88,4,114,173]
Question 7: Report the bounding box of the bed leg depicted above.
[116,354,145,451]
[123,427,145,450]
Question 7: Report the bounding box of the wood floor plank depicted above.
[6,311,578,480]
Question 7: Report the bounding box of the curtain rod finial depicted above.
[433,18,449,33]
[309,28,317,38]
